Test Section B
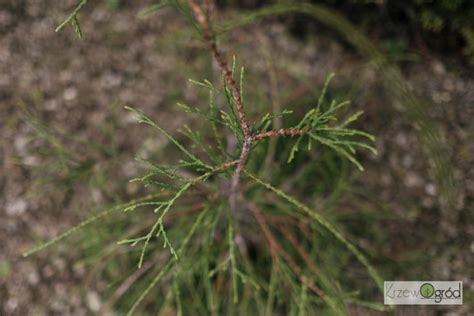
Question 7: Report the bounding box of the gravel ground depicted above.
[1,1,472,315]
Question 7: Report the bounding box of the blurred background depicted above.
[1,0,472,315]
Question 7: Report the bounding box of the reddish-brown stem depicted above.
[250,202,304,277]
[188,0,253,217]
[188,1,310,226]
[218,159,239,170]
[248,202,279,263]
[229,138,251,212]
[188,0,250,139]
[253,128,308,141]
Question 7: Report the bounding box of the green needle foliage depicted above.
[218,0,459,213]
[281,74,377,170]
[25,1,391,315]
[55,0,88,38]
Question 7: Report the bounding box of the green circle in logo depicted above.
[420,283,435,298]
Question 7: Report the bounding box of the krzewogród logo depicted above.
[384,281,462,305]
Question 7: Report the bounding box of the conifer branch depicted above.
[188,0,253,216]
[22,192,167,257]
[135,159,241,268]
[188,0,250,139]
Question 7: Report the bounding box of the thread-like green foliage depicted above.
[55,0,88,38]
[24,68,379,314]
[218,0,458,211]
[25,68,379,314]
[243,169,383,290]
[127,207,209,316]
[282,74,376,170]
[23,193,166,257]
[26,2,392,315]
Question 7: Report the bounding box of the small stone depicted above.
[14,136,29,155]
[92,189,104,203]
[23,155,39,166]
[404,173,422,188]
[73,262,86,277]
[86,291,101,312]
[425,183,436,196]
[6,199,28,216]
[27,270,40,285]
[122,161,138,178]
[101,72,122,88]
[63,87,78,101]
[402,155,413,168]
[395,133,408,147]
[5,297,19,312]
[53,258,66,271]
[432,60,446,75]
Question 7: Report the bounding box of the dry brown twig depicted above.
[276,224,321,275]
[248,202,326,299]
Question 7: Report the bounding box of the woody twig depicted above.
[188,0,313,216]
